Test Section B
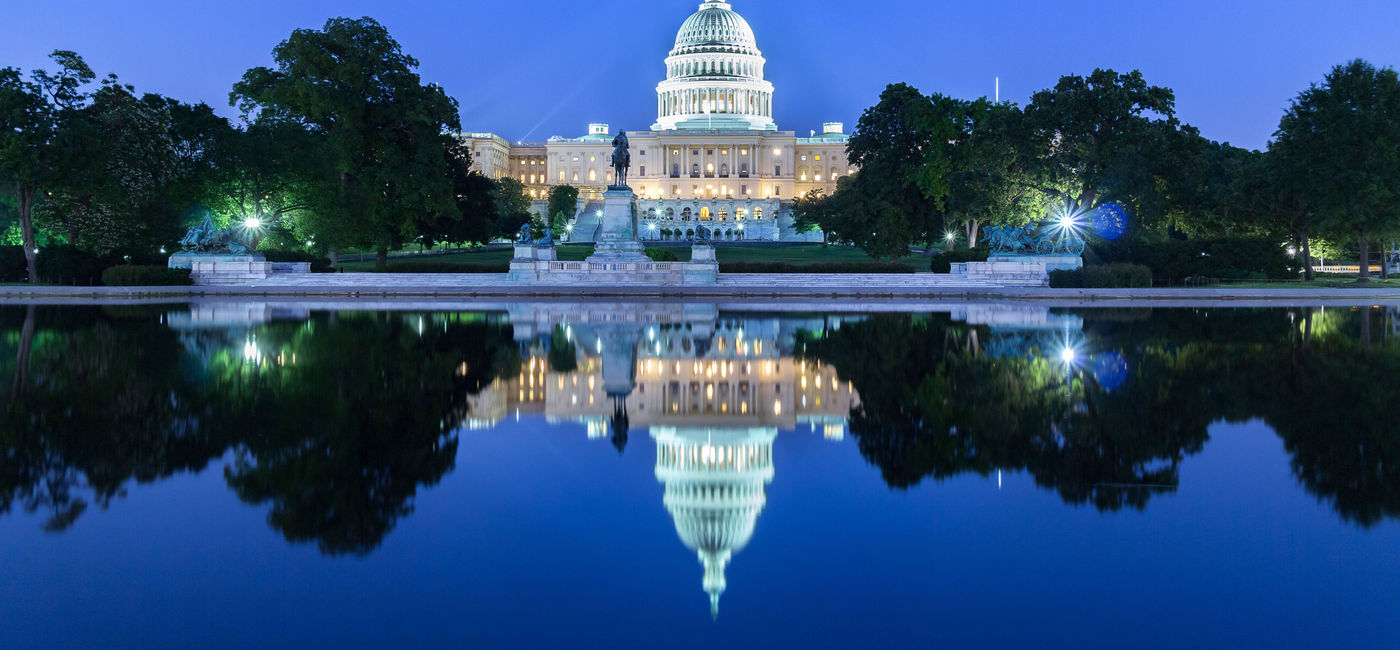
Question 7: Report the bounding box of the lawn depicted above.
[339,244,933,270]
[1206,276,1400,289]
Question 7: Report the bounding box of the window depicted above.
[754,207,763,219]
[640,149,646,156]
[672,185,679,195]
[815,174,822,182]
[692,149,699,156]
[720,149,728,155]
[815,155,822,161]
[700,207,711,221]
[736,208,746,220]
[706,149,713,155]
[588,169,597,182]
[718,208,728,221]
[572,171,579,182]
[739,163,749,177]
[741,184,748,195]
[558,171,565,182]
[589,155,595,162]
[801,154,807,161]
[775,165,781,175]
[606,170,613,183]
[691,164,701,177]
[774,187,781,197]
[719,163,728,177]
[740,148,748,155]
[671,163,680,177]
[640,166,646,176]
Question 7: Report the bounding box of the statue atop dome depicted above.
[610,131,630,189]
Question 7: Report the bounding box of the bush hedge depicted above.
[929,248,990,273]
[100,265,193,286]
[379,261,509,273]
[720,261,914,274]
[1049,263,1153,288]
[262,249,334,272]
[1094,237,1293,282]
[645,247,680,262]
[36,245,105,285]
[0,246,27,282]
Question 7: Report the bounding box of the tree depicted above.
[840,83,958,258]
[0,51,94,283]
[790,189,833,243]
[1022,69,1188,227]
[231,17,463,270]
[1273,59,1400,281]
[35,78,180,255]
[546,185,578,235]
[945,100,1048,247]
[492,177,532,240]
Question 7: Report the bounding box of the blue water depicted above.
[1,302,1397,648]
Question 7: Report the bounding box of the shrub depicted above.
[1049,263,1153,288]
[262,250,334,272]
[0,246,27,282]
[720,261,914,274]
[100,265,193,286]
[36,245,104,285]
[929,248,989,273]
[1093,237,1294,282]
[645,247,679,262]
[380,261,509,273]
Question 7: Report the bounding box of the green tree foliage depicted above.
[1272,59,1400,280]
[1022,69,1191,225]
[492,177,532,239]
[0,51,94,282]
[546,185,579,234]
[231,17,463,270]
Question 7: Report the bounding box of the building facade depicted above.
[461,0,853,242]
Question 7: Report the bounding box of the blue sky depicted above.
[4,0,1398,150]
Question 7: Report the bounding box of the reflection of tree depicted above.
[0,306,222,531]
[801,308,1400,520]
[211,314,519,555]
[0,308,518,554]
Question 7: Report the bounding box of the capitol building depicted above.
[462,0,853,242]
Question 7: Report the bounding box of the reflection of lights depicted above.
[242,339,260,363]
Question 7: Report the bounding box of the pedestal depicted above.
[685,244,718,285]
[586,188,649,264]
[182,254,273,285]
[989,254,1082,272]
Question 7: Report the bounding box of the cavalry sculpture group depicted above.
[179,214,253,254]
[984,222,1085,256]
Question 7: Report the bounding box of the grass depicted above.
[340,244,933,270]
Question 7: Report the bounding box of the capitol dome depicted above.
[653,0,776,131]
[671,1,760,56]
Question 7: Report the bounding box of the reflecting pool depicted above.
[2,301,1398,648]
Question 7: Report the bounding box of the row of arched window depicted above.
[644,206,764,221]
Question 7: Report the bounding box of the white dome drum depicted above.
[653,0,776,131]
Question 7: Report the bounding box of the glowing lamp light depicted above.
[595,210,602,217]
[648,223,657,230]
[945,232,956,241]
[1059,347,1077,363]
[243,217,262,229]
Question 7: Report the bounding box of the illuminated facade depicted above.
[461,0,853,242]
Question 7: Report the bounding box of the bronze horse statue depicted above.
[610,131,630,188]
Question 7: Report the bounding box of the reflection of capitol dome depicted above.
[654,0,776,131]
[653,426,776,618]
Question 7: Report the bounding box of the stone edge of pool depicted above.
[5,283,1400,302]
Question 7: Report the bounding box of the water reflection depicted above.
[3,302,1399,588]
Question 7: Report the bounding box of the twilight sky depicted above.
[3,0,1398,150]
